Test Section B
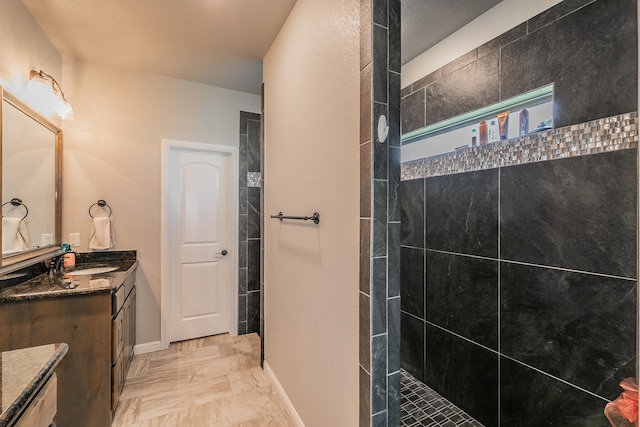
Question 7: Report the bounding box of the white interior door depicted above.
[168,147,234,342]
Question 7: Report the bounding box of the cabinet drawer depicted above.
[111,354,124,412]
[112,307,125,362]
[15,373,57,427]
[112,285,125,316]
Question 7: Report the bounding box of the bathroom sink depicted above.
[66,266,119,276]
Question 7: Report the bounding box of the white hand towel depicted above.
[89,216,116,250]
[2,217,29,253]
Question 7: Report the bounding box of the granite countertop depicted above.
[0,343,68,426]
[0,260,138,302]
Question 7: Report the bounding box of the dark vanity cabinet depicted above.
[111,272,136,412]
[0,261,138,427]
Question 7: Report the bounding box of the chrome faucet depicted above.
[49,252,79,276]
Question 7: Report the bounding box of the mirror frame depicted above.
[0,86,62,267]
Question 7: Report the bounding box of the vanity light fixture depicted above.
[26,70,74,120]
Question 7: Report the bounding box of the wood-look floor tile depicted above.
[113,333,292,427]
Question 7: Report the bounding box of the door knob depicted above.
[215,250,228,256]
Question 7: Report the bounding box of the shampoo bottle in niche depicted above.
[488,120,499,143]
[478,120,488,145]
[519,108,529,135]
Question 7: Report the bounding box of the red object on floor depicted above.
[605,378,638,427]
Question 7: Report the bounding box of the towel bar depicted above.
[270,212,320,225]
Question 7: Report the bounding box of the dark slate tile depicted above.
[400,179,425,248]
[372,411,387,427]
[247,291,260,334]
[238,294,247,323]
[441,50,478,76]
[239,160,247,188]
[373,25,388,104]
[387,297,401,373]
[412,69,440,92]
[248,188,260,239]
[238,241,247,269]
[247,239,260,291]
[500,262,637,399]
[239,188,247,215]
[527,0,597,33]
[360,367,372,427]
[374,103,389,176]
[361,65,372,144]
[477,23,527,57]
[361,141,372,218]
[238,267,247,295]
[247,119,261,172]
[372,257,387,336]
[501,357,611,427]
[373,0,388,27]
[400,85,411,98]
[400,312,425,382]
[426,169,499,258]
[360,292,371,370]
[237,321,247,335]
[239,134,248,159]
[239,213,247,241]
[388,0,401,73]
[426,252,498,350]
[401,88,426,135]
[388,147,400,221]
[500,150,637,278]
[372,334,388,414]
[387,222,400,298]
[425,325,498,427]
[360,219,371,294]
[501,0,637,128]
[426,50,500,126]
[387,371,401,426]
[373,180,388,257]
[388,72,401,148]
[400,247,424,319]
[239,113,248,136]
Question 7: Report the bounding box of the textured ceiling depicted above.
[20,0,503,93]
[20,0,297,95]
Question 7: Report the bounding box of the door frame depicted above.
[160,139,239,350]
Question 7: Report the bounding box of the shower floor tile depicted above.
[400,370,484,427]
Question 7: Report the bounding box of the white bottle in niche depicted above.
[488,120,499,143]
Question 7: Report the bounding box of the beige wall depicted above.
[402,0,564,87]
[60,58,260,345]
[0,0,61,99]
[262,0,360,425]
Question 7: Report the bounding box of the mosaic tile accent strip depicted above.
[402,112,638,180]
[247,172,261,188]
[400,370,483,427]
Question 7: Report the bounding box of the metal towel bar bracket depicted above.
[270,212,320,225]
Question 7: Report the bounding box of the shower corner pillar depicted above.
[359,0,402,425]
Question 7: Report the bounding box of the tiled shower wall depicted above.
[401,0,638,134]
[400,145,638,426]
[238,111,261,335]
[359,0,401,425]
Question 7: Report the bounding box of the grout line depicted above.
[400,247,637,282]
[422,320,613,403]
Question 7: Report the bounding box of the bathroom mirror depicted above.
[0,87,61,266]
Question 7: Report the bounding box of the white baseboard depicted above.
[133,340,165,355]
[264,361,305,427]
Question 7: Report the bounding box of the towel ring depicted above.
[2,198,28,220]
[88,199,112,218]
